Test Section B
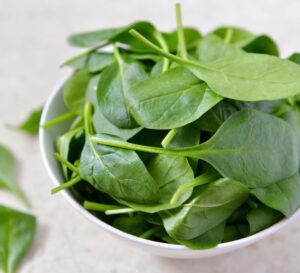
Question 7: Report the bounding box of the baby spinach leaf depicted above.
[243,204,283,235]
[68,21,158,51]
[63,70,92,115]
[79,103,159,204]
[92,109,299,188]
[56,127,85,179]
[162,28,202,52]
[63,52,114,72]
[213,27,279,56]
[115,154,194,212]
[130,30,300,101]
[176,222,225,249]
[252,173,300,217]
[11,107,42,134]
[160,178,249,240]
[97,49,147,129]
[126,66,222,129]
[0,206,36,273]
[0,145,28,206]
[223,225,242,242]
[289,53,300,64]
[112,214,151,236]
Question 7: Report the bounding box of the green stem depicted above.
[84,102,94,136]
[170,172,219,205]
[246,198,258,209]
[105,208,138,215]
[140,226,161,239]
[42,112,76,129]
[53,152,80,175]
[176,3,188,59]
[153,31,170,72]
[61,42,109,67]
[91,136,194,157]
[224,28,233,44]
[161,128,179,148]
[129,29,215,72]
[51,176,81,194]
[84,201,126,211]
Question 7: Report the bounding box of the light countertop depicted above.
[1,0,300,272]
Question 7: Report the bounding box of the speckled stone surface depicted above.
[1,0,300,272]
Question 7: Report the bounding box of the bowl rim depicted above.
[39,73,300,251]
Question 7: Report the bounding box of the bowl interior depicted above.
[39,75,299,256]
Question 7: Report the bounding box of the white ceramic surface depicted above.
[39,76,300,259]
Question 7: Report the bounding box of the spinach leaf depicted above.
[56,127,85,179]
[0,206,36,273]
[92,109,299,188]
[0,145,28,206]
[86,74,142,140]
[79,103,159,204]
[223,225,242,242]
[243,204,283,235]
[160,178,248,240]
[289,53,300,64]
[213,27,279,55]
[112,214,151,236]
[63,52,114,72]
[252,173,300,217]
[97,48,147,129]
[63,70,92,115]
[115,154,195,212]
[130,30,300,101]
[126,66,222,129]
[176,222,225,249]
[11,107,42,134]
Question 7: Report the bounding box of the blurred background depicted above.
[1,0,300,272]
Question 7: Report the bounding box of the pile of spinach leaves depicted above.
[47,4,300,249]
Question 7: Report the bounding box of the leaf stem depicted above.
[84,201,127,211]
[51,176,81,194]
[224,28,233,44]
[105,207,138,215]
[170,172,219,205]
[129,29,215,72]
[161,128,179,148]
[53,152,80,175]
[91,136,192,157]
[84,102,94,136]
[176,3,188,58]
[42,112,76,129]
[153,31,170,72]
[140,226,161,239]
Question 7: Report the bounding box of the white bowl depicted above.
[39,74,300,259]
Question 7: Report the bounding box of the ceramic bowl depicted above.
[39,75,300,259]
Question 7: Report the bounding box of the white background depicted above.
[1,0,300,272]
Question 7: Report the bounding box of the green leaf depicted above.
[63,52,114,72]
[160,178,249,240]
[0,206,36,273]
[79,133,159,204]
[97,55,147,129]
[252,173,300,217]
[92,109,299,188]
[12,107,42,134]
[176,222,225,249]
[56,127,85,179]
[213,26,279,56]
[115,154,195,212]
[63,70,92,115]
[0,145,28,206]
[68,21,158,51]
[130,30,300,101]
[126,66,222,129]
[244,204,283,235]
[289,53,300,64]
[223,225,242,242]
